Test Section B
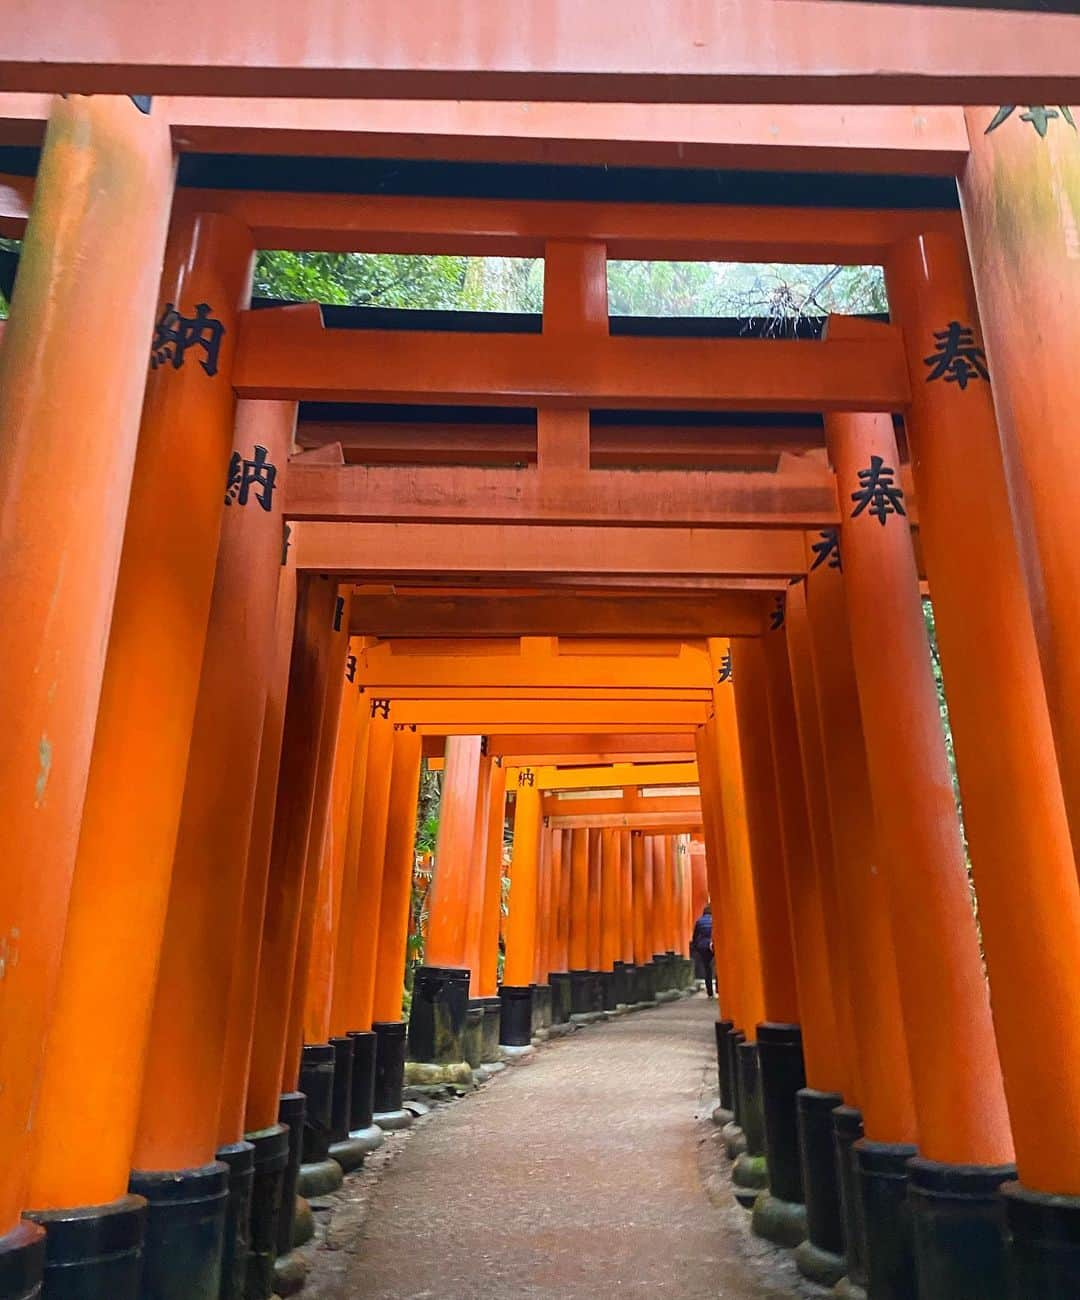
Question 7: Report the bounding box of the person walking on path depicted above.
[691,902,715,998]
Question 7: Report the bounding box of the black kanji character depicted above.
[986,105,1077,139]
[518,768,535,788]
[224,444,277,512]
[717,650,733,684]
[151,301,226,376]
[345,655,357,684]
[923,321,989,391]
[770,595,785,631]
[810,528,842,572]
[851,455,906,528]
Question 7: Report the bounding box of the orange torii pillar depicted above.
[729,636,803,1216]
[407,734,483,1078]
[598,828,622,1011]
[689,840,709,937]
[568,828,598,1019]
[886,231,1080,1294]
[529,811,554,1037]
[676,836,694,987]
[475,759,508,1064]
[499,780,543,1051]
[239,574,338,1264]
[370,730,424,1129]
[649,836,676,995]
[460,753,494,1068]
[22,208,254,1298]
[586,828,604,1008]
[629,832,654,1006]
[547,827,573,1025]
[802,558,917,1296]
[279,589,351,1213]
[0,94,172,1293]
[758,618,846,1257]
[300,659,363,1171]
[827,406,1016,1296]
[218,536,298,1300]
[617,828,635,1007]
[330,710,393,1149]
[126,399,295,1300]
[783,580,862,1286]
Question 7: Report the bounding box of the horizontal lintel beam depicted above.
[238,312,910,412]
[2,2,1077,105]
[296,522,810,579]
[349,593,768,638]
[546,812,703,832]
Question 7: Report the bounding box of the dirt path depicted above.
[300,997,805,1299]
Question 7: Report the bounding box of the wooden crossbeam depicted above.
[295,522,809,578]
[285,460,841,529]
[349,593,768,638]
[0,95,969,175]
[546,812,702,832]
[507,761,699,791]
[238,309,910,411]
[421,733,698,760]
[3,1,1077,105]
[541,793,700,815]
[371,699,708,725]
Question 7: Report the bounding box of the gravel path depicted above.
[301,997,806,1299]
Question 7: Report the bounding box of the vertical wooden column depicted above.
[541,826,563,986]
[0,96,172,1261]
[888,234,1080,1286]
[761,626,843,1096]
[500,783,542,1046]
[567,828,592,1017]
[476,762,508,999]
[587,828,603,973]
[27,209,255,1266]
[706,639,767,1036]
[696,724,742,1026]
[339,714,395,1035]
[243,577,339,1133]
[301,672,362,1049]
[218,539,299,1151]
[630,832,649,970]
[131,400,296,1185]
[282,589,352,1088]
[424,736,484,974]
[370,729,423,1123]
[599,828,621,1009]
[531,818,552,987]
[619,829,634,967]
[828,405,1012,1171]
[960,109,1080,875]
[464,754,493,999]
[651,837,671,957]
[730,638,801,1028]
[803,563,916,1145]
[689,840,709,929]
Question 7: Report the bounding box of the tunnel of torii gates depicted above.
[5,9,1080,1300]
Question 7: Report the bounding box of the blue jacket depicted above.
[691,912,713,952]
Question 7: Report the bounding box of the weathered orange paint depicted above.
[532,824,552,986]
[889,235,1080,1193]
[783,582,861,1106]
[599,829,621,974]
[587,829,604,970]
[503,785,542,988]
[695,725,741,1025]
[630,833,648,970]
[335,714,394,1033]
[568,829,590,973]
[761,624,843,1095]
[282,590,351,1083]
[620,829,634,966]
[302,670,361,1047]
[827,406,1012,1165]
[477,762,508,998]
[465,754,493,996]
[689,841,708,931]
[426,735,483,972]
[6,2,1074,107]
[133,399,296,1172]
[28,210,254,1210]
[327,702,372,1037]
[730,639,800,1027]
[371,731,424,1025]
[243,577,338,1131]
[961,108,1080,883]
[0,94,172,1229]
[804,561,916,1145]
[237,308,909,412]
[218,544,298,1145]
[706,639,766,1037]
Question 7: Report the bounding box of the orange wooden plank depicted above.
[294,521,809,578]
[2,1,1076,104]
[237,314,910,412]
